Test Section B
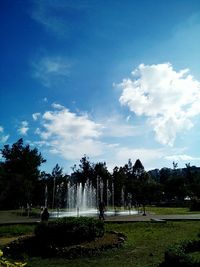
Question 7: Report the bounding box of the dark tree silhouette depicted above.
[0,139,46,209]
[51,164,67,209]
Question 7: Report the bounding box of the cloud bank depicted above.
[118,63,200,146]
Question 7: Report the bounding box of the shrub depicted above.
[0,249,27,266]
[34,217,104,246]
[190,200,200,211]
[160,239,200,267]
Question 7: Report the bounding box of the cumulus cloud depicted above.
[118,63,200,146]
[35,106,105,160]
[32,56,70,87]
[18,121,29,135]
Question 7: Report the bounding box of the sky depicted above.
[1,0,200,174]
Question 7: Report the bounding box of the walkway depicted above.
[105,213,200,222]
[0,210,200,225]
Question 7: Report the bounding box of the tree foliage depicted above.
[0,139,45,209]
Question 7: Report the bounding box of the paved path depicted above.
[0,211,41,225]
[0,210,200,225]
[105,213,200,222]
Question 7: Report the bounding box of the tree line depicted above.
[0,139,200,210]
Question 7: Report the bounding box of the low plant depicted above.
[0,249,26,267]
[160,239,200,266]
[4,217,105,258]
[34,217,104,246]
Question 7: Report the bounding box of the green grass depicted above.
[0,224,34,237]
[189,251,200,262]
[0,224,35,249]
[146,206,199,215]
[25,221,200,267]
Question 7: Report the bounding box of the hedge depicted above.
[34,217,105,246]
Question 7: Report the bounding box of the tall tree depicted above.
[132,159,159,215]
[51,164,67,209]
[71,155,94,185]
[112,166,126,206]
[0,139,46,209]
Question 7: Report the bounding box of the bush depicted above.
[0,249,27,266]
[34,217,104,246]
[160,239,200,267]
[190,200,200,211]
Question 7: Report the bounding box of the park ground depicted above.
[0,207,200,267]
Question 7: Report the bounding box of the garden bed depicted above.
[4,231,126,259]
[3,217,126,259]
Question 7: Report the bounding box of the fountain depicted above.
[50,178,138,218]
[51,180,97,218]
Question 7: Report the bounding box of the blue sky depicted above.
[1,0,200,173]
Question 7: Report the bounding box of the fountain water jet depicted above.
[50,178,138,218]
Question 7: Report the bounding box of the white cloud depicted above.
[118,63,200,146]
[35,106,105,160]
[51,103,65,110]
[165,154,200,162]
[0,135,9,143]
[31,1,67,37]
[101,116,145,138]
[0,126,9,143]
[31,1,91,37]
[32,113,41,121]
[18,121,29,135]
[32,56,70,87]
[115,147,164,169]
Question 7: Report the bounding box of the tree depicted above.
[112,166,126,206]
[0,139,46,209]
[93,162,111,204]
[51,164,66,209]
[185,164,200,204]
[165,171,187,201]
[133,159,144,177]
[71,155,94,185]
[37,171,51,207]
[131,159,159,215]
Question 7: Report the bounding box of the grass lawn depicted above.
[145,206,200,215]
[0,224,35,247]
[1,221,199,267]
